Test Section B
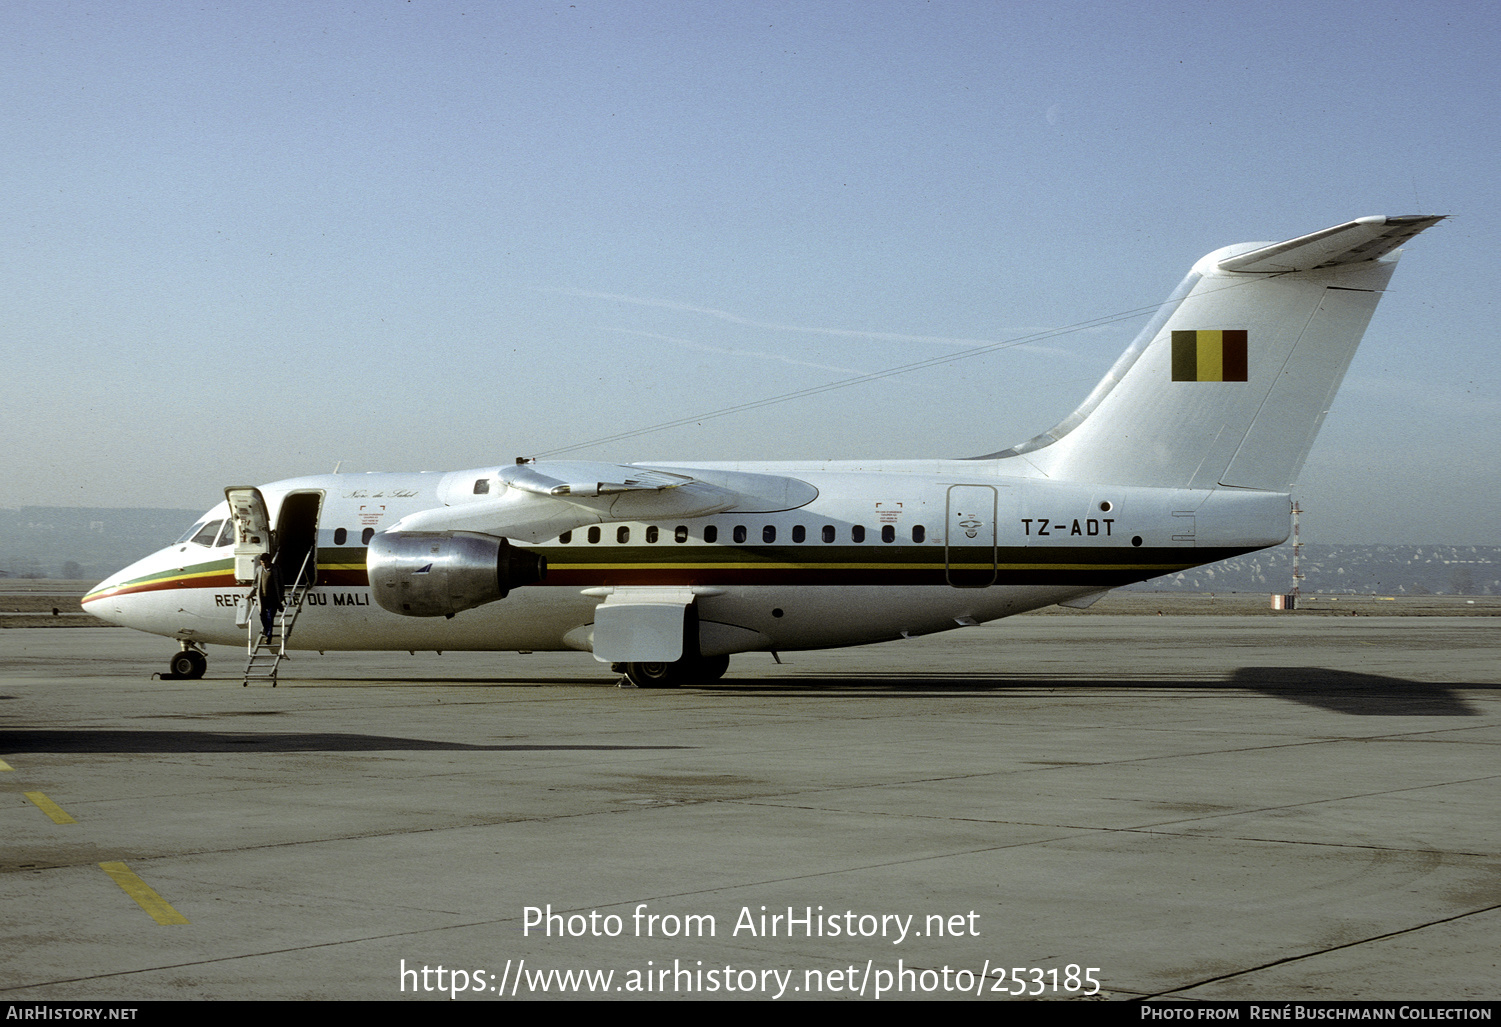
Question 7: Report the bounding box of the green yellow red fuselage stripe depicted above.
[83,544,1255,600]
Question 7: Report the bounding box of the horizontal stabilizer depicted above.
[1217,215,1445,273]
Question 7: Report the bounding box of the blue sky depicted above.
[2,1,1495,542]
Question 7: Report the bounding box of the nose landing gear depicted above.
[166,644,207,680]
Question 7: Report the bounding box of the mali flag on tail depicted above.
[1172,330,1248,382]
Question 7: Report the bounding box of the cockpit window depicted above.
[176,519,210,544]
[189,520,224,547]
[215,520,236,548]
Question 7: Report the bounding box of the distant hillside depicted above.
[1124,543,1499,596]
[0,507,201,581]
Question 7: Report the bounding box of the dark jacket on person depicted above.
[255,561,284,610]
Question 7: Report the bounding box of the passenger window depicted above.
[675,525,689,543]
[646,526,659,543]
[617,526,630,543]
[792,525,805,543]
[588,527,601,544]
[822,525,836,543]
[882,525,895,543]
[733,526,747,544]
[473,479,490,495]
[361,528,374,545]
[190,520,224,547]
[912,525,925,543]
[559,531,572,544]
[704,525,718,543]
[852,525,866,543]
[334,528,347,545]
[763,525,776,543]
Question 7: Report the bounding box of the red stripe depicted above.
[1222,329,1248,381]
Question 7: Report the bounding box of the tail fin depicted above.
[988,215,1444,491]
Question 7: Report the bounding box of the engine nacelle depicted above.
[367,531,546,618]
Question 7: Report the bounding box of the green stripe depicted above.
[85,558,236,599]
[1172,330,1199,381]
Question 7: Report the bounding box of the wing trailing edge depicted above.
[501,462,697,498]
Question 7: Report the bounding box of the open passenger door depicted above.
[225,486,273,584]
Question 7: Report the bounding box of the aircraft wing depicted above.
[1217,214,1445,273]
[500,461,699,498]
[387,461,814,542]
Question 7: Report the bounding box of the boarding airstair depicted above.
[242,547,315,687]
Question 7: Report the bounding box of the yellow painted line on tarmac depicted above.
[0,758,13,771]
[99,862,190,925]
[24,791,76,824]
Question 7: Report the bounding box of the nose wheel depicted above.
[168,647,207,680]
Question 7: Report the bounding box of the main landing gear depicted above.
[620,654,730,689]
[167,643,207,680]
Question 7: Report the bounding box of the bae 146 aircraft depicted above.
[84,215,1443,687]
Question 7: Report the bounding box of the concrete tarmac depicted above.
[1,619,1497,1002]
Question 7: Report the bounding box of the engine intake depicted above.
[367,531,546,618]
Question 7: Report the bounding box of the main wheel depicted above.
[625,661,680,688]
[695,654,730,681]
[624,655,729,688]
[170,650,207,679]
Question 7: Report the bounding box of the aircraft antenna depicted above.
[529,271,1278,460]
[531,303,1164,458]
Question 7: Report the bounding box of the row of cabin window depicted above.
[330,528,376,546]
[184,521,928,549]
[179,520,377,549]
[558,524,927,545]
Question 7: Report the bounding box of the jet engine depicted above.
[367,531,546,618]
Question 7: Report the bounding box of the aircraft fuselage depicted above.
[83,215,1440,683]
[83,462,1289,658]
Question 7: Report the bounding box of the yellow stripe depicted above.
[549,561,951,571]
[25,792,77,825]
[161,567,230,585]
[1004,563,1183,571]
[0,758,13,771]
[100,862,190,925]
[1196,329,1223,381]
[547,561,1180,572]
[85,565,231,600]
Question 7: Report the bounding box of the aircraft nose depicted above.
[82,575,112,606]
[81,575,126,625]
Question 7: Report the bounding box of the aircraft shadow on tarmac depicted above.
[0,730,692,755]
[0,672,1481,758]
[704,668,1485,716]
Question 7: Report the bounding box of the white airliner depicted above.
[84,215,1442,686]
